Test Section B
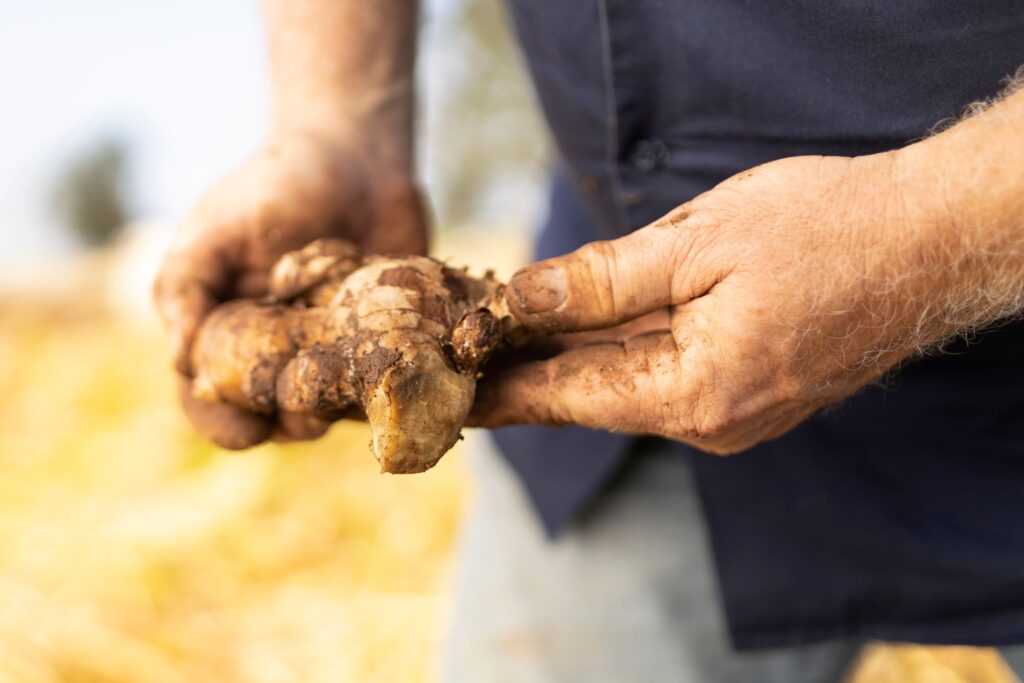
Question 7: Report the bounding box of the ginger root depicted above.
[189,239,522,474]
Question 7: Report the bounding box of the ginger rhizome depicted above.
[189,239,522,474]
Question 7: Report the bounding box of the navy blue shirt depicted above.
[494,0,1024,650]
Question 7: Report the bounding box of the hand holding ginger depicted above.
[473,82,1024,455]
[153,0,425,444]
[188,239,521,474]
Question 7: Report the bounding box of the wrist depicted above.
[263,0,419,174]
[889,121,1024,342]
[269,103,415,185]
[271,87,415,174]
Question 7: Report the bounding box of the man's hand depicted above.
[155,0,424,448]
[154,133,426,447]
[154,133,426,375]
[474,154,922,453]
[474,75,1024,455]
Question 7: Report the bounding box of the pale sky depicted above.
[0,0,459,264]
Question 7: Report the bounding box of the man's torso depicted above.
[495,0,1024,649]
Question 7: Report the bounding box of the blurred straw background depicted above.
[0,229,523,683]
[0,233,1018,683]
[0,1,1018,681]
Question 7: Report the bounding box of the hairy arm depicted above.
[264,0,419,170]
[898,69,1024,344]
[155,0,426,448]
[473,67,1024,454]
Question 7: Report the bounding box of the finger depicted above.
[271,411,333,443]
[153,249,228,375]
[554,309,671,348]
[506,206,725,333]
[480,309,672,376]
[470,331,689,434]
[472,337,787,455]
[177,375,273,450]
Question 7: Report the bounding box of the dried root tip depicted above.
[270,238,362,301]
[478,284,530,349]
[450,308,502,373]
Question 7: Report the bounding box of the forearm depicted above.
[895,70,1024,344]
[263,0,419,170]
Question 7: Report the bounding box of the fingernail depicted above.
[511,266,566,315]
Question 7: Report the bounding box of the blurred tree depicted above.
[427,0,550,230]
[51,138,131,247]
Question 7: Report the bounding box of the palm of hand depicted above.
[154,133,427,444]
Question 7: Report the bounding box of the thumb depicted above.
[506,206,723,333]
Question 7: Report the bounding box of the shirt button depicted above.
[629,138,668,172]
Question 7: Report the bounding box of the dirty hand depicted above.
[473,152,963,454]
[153,133,427,446]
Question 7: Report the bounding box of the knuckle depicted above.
[579,238,616,268]
[692,404,737,440]
[679,349,737,440]
[541,367,575,427]
[667,233,720,301]
[576,240,620,317]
